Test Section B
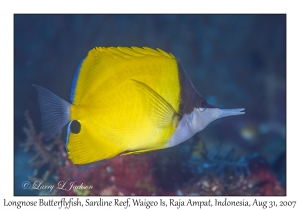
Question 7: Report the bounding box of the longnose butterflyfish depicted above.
[33,46,245,165]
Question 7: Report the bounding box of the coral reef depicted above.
[181,154,286,196]
[21,111,285,196]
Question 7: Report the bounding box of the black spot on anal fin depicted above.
[70,120,81,134]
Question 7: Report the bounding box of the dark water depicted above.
[14,14,286,195]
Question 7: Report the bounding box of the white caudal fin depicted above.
[32,84,70,140]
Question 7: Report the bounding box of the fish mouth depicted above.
[217,108,245,118]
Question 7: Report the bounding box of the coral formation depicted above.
[21,111,285,196]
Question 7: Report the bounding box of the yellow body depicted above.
[67,47,181,164]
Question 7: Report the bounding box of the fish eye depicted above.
[198,99,207,112]
[70,120,81,134]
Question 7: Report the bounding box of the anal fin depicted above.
[67,120,123,164]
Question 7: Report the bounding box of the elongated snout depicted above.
[217,108,245,118]
[190,107,245,134]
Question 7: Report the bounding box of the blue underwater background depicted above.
[14,14,286,195]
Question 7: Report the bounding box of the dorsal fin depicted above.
[70,47,178,106]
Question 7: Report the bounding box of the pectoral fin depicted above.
[131,79,179,128]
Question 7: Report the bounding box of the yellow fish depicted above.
[33,47,244,164]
